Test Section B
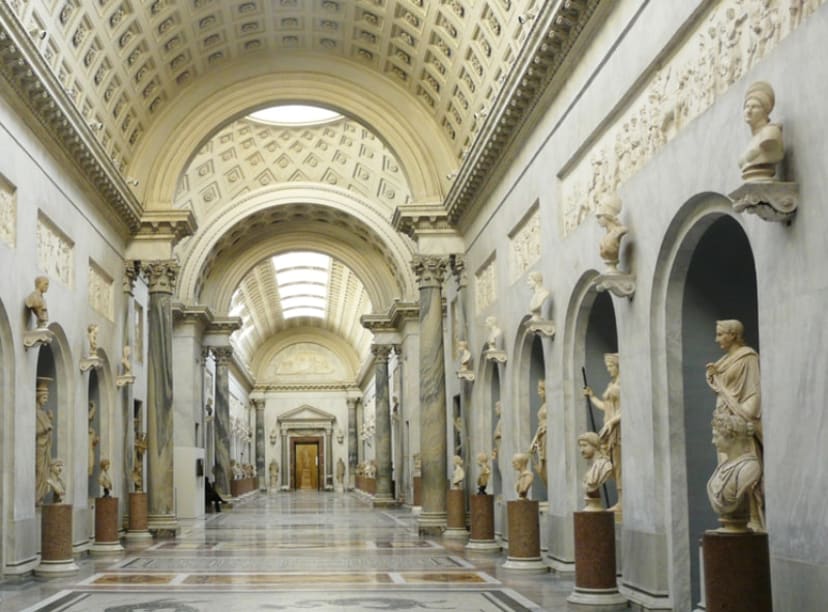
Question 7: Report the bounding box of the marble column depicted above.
[346,398,358,489]
[372,344,395,506]
[142,260,179,534]
[413,255,449,534]
[212,346,233,497]
[121,262,139,516]
[253,399,265,491]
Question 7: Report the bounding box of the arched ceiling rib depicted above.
[10,0,538,179]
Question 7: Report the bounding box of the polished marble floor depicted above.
[0,492,576,611]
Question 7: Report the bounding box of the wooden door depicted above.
[295,442,319,490]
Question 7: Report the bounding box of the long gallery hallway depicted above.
[1,493,572,611]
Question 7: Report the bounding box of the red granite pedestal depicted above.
[91,496,124,554]
[703,530,772,612]
[125,491,152,541]
[566,510,627,610]
[412,476,422,507]
[502,500,547,573]
[35,504,79,576]
[466,494,500,553]
[444,488,468,539]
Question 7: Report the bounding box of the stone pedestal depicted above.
[412,476,422,507]
[502,500,547,573]
[444,488,468,539]
[36,504,79,576]
[567,511,627,610]
[702,530,771,612]
[466,494,500,553]
[126,492,152,540]
[91,497,124,555]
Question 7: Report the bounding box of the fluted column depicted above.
[142,260,179,534]
[413,255,449,534]
[211,347,233,497]
[346,397,358,489]
[253,399,265,491]
[372,344,395,506]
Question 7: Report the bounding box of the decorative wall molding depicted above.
[37,212,73,287]
[0,173,16,247]
[88,260,113,320]
[474,256,497,314]
[509,205,540,281]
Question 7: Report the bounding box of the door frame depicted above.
[290,436,323,490]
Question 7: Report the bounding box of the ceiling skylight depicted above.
[273,252,331,320]
[249,105,342,126]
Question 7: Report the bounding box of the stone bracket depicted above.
[116,375,136,388]
[484,349,508,364]
[729,181,799,223]
[23,328,54,350]
[80,355,103,372]
[527,319,556,338]
[457,369,475,382]
[595,272,636,298]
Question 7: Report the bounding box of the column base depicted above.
[410,505,422,515]
[501,556,548,573]
[90,541,125,556]
[567,588,628,611]
[147,514,179,537]
[417,511,447,535]
[465,538,501,554]
[35,559,80,577]
[443,527,469,540]
[125,530,153,541]
[372,494,398,508]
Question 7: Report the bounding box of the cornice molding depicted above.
[255,382,360,393]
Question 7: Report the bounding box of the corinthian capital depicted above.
[412,254,449,289]
[212,346,234,366]
[141,260,179,294]
[371,344,392,362]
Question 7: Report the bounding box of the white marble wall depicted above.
[460,2,828,610]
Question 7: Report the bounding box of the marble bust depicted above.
[476,451,490,495]
[595,194,629,273]
[707,411,763,532]
[738,81,783,181]
[485,316,503,351]
[121,345,133,376]
[450,455,465,490]
[578,432,612,511]
[457,340,473,379]
[87,323,99,355]
[527,271,550,321]
[24,275,49,328]
[512,452,533,500]
[46,459,66,504]
[98,458,113,497]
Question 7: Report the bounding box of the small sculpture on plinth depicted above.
[476,452,490,495]
[35,376,54,505]
[269,459,279,490]
[578,432,612,511]
[456,340,475,381]
[484,316,507,363]
[116,345,136,387]
[98,458,113,497]
[46,459,66,504]
[528,380,548,486]
[730,81,798,222]
[132,432,147,493]
[526,271,556,337]
[450,455,465,490]
[584,353,622,519]
[23,276,54,349]
[512,453,533,500]
[80,324,103,371]
[594,194,635,298]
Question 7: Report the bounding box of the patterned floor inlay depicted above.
[111,555,472,572]
[24,588,540,611]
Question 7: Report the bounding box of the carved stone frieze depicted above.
[0,174,16,247]
[88,261,114,320]
[509,208,541,281]
[37,213,74,287]
[474,257,496,314]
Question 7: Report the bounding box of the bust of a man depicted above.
[578,432,612,510]
[512,452,533,499]
[46,459,66,504]
[98,458,113,497]
[485,316,502,351]
[24,276,49,328]
[476,452,490,495]
[527,271,550,320]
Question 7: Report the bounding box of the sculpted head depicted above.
[715,320,745,351]
[50,458,64,476]
[578,432,602,460]
[36,377,51,406]
[537,379,546,401]
[100,458,110,471]
[528,271,543,289]
[35,275,49,292]
[494,400,501,416]
[743,81,774,128]
[604,353,619,377]
[477,451,489,466]
[711,411,754,453]
[512,452,529,471]
[453,455,463,467]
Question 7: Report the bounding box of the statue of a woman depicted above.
[87,323,99,355]
[578,432,612,510]
[584,353,622,514]
[492,401,502,461]
[529,380,548,485]
[527,271,550,321]
[35,377,53,504]
[336,457,345,485]
[596,194,629,273]
[738,81,783,181]
[707,411,763,532]
[476,452,490,495]
[512,453,533,499]
[450,455,465,490]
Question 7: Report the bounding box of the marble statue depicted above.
[527,271,550,321]
[450,455,465,490]
[453,416,464,456]
[121,345,133,376]
[98,458,112,497]
[595,194,629,273]
[492,401,502,461]
[485,316,503,351]
[87,323,99,355]
[457,340,474,379]
[269,426,278,445]
[133,432,147,492]
[707,411,763,532]
[529,380,548,485]
[512,453,533,499]
[584,353,622,514]
[365,460,377,479]
[46,459,66,504]
[336,457,345,485]
[35,377,54,505]
[269,459,279,489]
[231,459,243,480]
[476,452,490,495]
[578,432,613,511]
[88,401,99,476]
[705,319,763,529]
[24,275,49,328]
[738,81,783,181]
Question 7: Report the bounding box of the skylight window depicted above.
[249,105,342,126]
[273,252,331,320]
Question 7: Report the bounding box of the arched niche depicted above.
[515,328,547,502]
[487,358,502,498]
[87,369,101,497]
[661,209,759,607]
